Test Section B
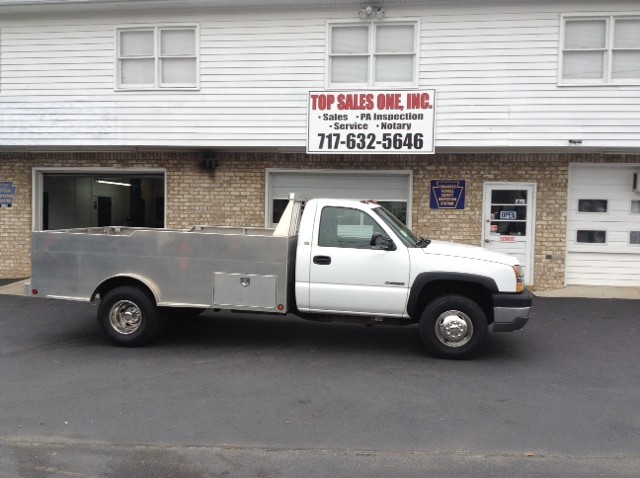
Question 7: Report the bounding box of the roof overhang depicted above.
[0,0,446,14]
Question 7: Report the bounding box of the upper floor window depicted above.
[560,16,640,85]
[328,22,417,87]
[116,25,198,90]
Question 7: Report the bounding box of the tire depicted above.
[97,286,163,347]
[419,295,488,359]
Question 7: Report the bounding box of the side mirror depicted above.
[371,232,395,251]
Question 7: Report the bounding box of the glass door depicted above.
[483,183,535,284]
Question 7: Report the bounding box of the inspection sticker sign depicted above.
[430,180,466,209]
[0,181,16,208]
[307,89,436,154]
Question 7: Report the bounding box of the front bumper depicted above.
[489,289,533,332]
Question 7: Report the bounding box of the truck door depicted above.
[308,205,410,316]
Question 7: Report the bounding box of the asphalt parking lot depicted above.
[0,293,639,477]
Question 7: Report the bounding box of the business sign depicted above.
[0,181,16,208]
[307,89,436,154]
[430,180,465,209]
[500,210,518,220]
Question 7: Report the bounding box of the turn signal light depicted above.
[513,265,524,293]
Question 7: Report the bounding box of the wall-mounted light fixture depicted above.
[201,151,219,172]
[359,5,385,19]
[568,139,582,145]
[95,179,131,187]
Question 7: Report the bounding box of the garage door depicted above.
[266,170,412,227]
[566,164,640,286]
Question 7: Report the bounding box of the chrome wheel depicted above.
[98,286,162,346]
[109,300,143,335]
[419,295,488,359]
[434,309,473,348]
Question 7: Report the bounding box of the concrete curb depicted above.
[531,286,640,300]
[0,279,30,296]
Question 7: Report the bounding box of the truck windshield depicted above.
[373,206,420,247]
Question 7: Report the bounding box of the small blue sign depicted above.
[0,181,17,208]
[430,180,465,209]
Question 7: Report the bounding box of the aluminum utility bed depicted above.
[30,200,302,313]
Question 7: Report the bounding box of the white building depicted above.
[1,0,639,289]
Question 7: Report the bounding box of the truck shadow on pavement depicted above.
[155,310,530,361]
[1,295,534,361]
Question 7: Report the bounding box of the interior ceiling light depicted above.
[95,179,131,187]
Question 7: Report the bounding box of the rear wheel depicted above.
[97,286,163,346]
[419,295,488,359]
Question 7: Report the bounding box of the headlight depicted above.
[513,265,524,293]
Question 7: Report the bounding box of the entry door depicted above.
[483,183,535,284]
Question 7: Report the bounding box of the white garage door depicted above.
[566,164,640,286]
[266,170,412,227]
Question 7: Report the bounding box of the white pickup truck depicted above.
[29,196,531,359]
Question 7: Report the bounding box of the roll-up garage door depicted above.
[266,170,412,227]
[566,164,640,286]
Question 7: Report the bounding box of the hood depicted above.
[422,240,518,266]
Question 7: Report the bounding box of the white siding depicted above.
[1,1,640,148]
[566,164,640,286]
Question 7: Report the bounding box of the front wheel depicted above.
[97,286,163,346]
[419,295,488,359]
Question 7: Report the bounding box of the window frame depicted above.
[559,14,640,86]
[32,167,167,231]
[576,230,608,245]
[326,19,420,88]
[577,199,609,213]
[115,24,200,91]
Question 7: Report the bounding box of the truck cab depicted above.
[295,198,531,358]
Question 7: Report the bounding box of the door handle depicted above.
[313,255,332,265]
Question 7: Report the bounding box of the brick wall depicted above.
[0,155,32,279]
[1,150,638,290]
[228,152,571,290]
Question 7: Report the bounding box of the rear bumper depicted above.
[490,290,533,332]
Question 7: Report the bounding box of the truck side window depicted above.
[318,206,386,248]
